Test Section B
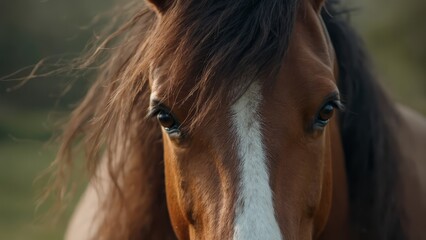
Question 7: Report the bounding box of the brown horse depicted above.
[60,0,426,239]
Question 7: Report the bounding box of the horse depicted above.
[59,0,426,239]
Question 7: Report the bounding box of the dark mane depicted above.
[142,0,299,129]
[323,1,404,239]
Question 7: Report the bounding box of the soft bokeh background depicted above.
[0,0,425,239]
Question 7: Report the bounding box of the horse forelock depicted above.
[142,0,299,131]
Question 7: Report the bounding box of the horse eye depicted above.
[315,103,335,127]
[157,111,176,129]
[319,104,335,121]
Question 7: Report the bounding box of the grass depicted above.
[0,108,82,240]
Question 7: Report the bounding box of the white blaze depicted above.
[231,82,282,240]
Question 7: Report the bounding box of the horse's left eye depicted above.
[319,104,335,121]
[315,103,335,127]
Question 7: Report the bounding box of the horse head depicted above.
[63,0,409,239]
[143,0,345,238]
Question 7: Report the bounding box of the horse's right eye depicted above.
[156,110,181,136]
[157,111,176,129]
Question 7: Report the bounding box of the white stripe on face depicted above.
[231,82,282,240]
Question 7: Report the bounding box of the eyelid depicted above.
[146,100,168,119]
[323,92,345,111]
[146,102,182,126]
[333,100,345,111]
[146,105,161,119]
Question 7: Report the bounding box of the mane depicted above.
[51,0,405,239]
[323,1,404,239]
[142,0,299,130]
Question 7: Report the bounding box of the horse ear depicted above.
[145,0,173,14]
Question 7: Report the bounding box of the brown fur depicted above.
[55,0,426,239]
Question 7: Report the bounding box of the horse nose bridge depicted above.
[228,82,282,240]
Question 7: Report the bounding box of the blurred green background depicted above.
[0,0,425,239]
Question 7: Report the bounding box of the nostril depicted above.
[186,207,196,225]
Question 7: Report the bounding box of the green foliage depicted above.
[0,109,71,240]
[352,0,426,114]
[0,1,113,238]
[0,0,114,110]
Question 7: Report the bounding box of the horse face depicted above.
[147,2,341,240]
